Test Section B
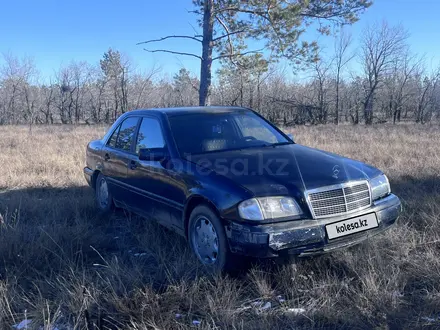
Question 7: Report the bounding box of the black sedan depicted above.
[84,107,402,271]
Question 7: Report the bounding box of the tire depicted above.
[188,205,233,273]
[95,173,114,214]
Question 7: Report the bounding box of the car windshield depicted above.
[168,110,291,156]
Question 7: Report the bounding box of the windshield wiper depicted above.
[188,143,271,156]
[265,141,294,148]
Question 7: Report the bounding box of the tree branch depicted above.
[216,6,284,56]
[137,35,202,45]
[212,30,246,42]
[215,16,245,68]
[215,16,235,57]
[214,7,269,19]
[212,49,264,61]
[142,48,202,60]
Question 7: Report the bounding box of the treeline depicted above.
[1,22,439,126]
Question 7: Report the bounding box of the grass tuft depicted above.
[0,124,439,329]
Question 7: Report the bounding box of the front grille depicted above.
[307,181,371,218]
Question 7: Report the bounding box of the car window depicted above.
[136,117,165,154]
[107,124,120,148]
[169,111,288,156]
[114,117,139,152]
[234,114,278,144]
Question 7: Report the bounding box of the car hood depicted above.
[189,144,382,197]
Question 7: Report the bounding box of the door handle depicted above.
[128,160,138,170]
[104,153,110,161]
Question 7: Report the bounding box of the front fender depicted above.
[185,186,242,219]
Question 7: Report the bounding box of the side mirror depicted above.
[287,133,294,142]
[139,148,168,161]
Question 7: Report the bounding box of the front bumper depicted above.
[225,194,402,258]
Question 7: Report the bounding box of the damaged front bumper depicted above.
[225,194,402,258]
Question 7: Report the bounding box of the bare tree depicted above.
[38,84,55,124]
[333,29,355,124]
[129,66,161,110]
[3,34,440,127]
[386,52,423,123]
[308,58,333,124]
[54,65,76,124]
[360,22,409,124]
[415,66,440,123]
[0,53,37,124]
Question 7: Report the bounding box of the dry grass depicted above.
[0,124,439,329]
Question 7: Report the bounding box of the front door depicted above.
[126,116,184,230]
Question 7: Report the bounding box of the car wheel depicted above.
[95,173,114,213]
[188,205,232,272]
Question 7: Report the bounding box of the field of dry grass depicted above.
[0,124,439,329]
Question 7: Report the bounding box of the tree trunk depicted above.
[335,72,340,125]
[239,72,244,106]
[114,87,119,121]
[199,0,214,106]
[249,80,254,109]
[256,73,261,112]
[121,69,128,113]
[363,91,374,125]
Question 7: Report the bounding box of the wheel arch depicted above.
[183,195,222,239]
[91,170,101,190]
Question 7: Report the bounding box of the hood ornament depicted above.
[332,165,340,179]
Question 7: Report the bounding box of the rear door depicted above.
[101,116,140,203]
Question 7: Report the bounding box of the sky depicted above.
[0,0,439,81]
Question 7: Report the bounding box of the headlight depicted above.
[370,174,390,200]
[238,197,303,221]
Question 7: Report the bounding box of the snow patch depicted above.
[13,318,72,330]
[13,320,32,329]
[285,308,306,315]
[260,302,272,310]
[421,315,440,323]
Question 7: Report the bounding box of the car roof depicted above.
[126,106,252,117]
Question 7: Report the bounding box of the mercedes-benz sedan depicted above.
[84,107,402,271]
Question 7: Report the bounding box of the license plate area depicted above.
[326,213,378,240]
